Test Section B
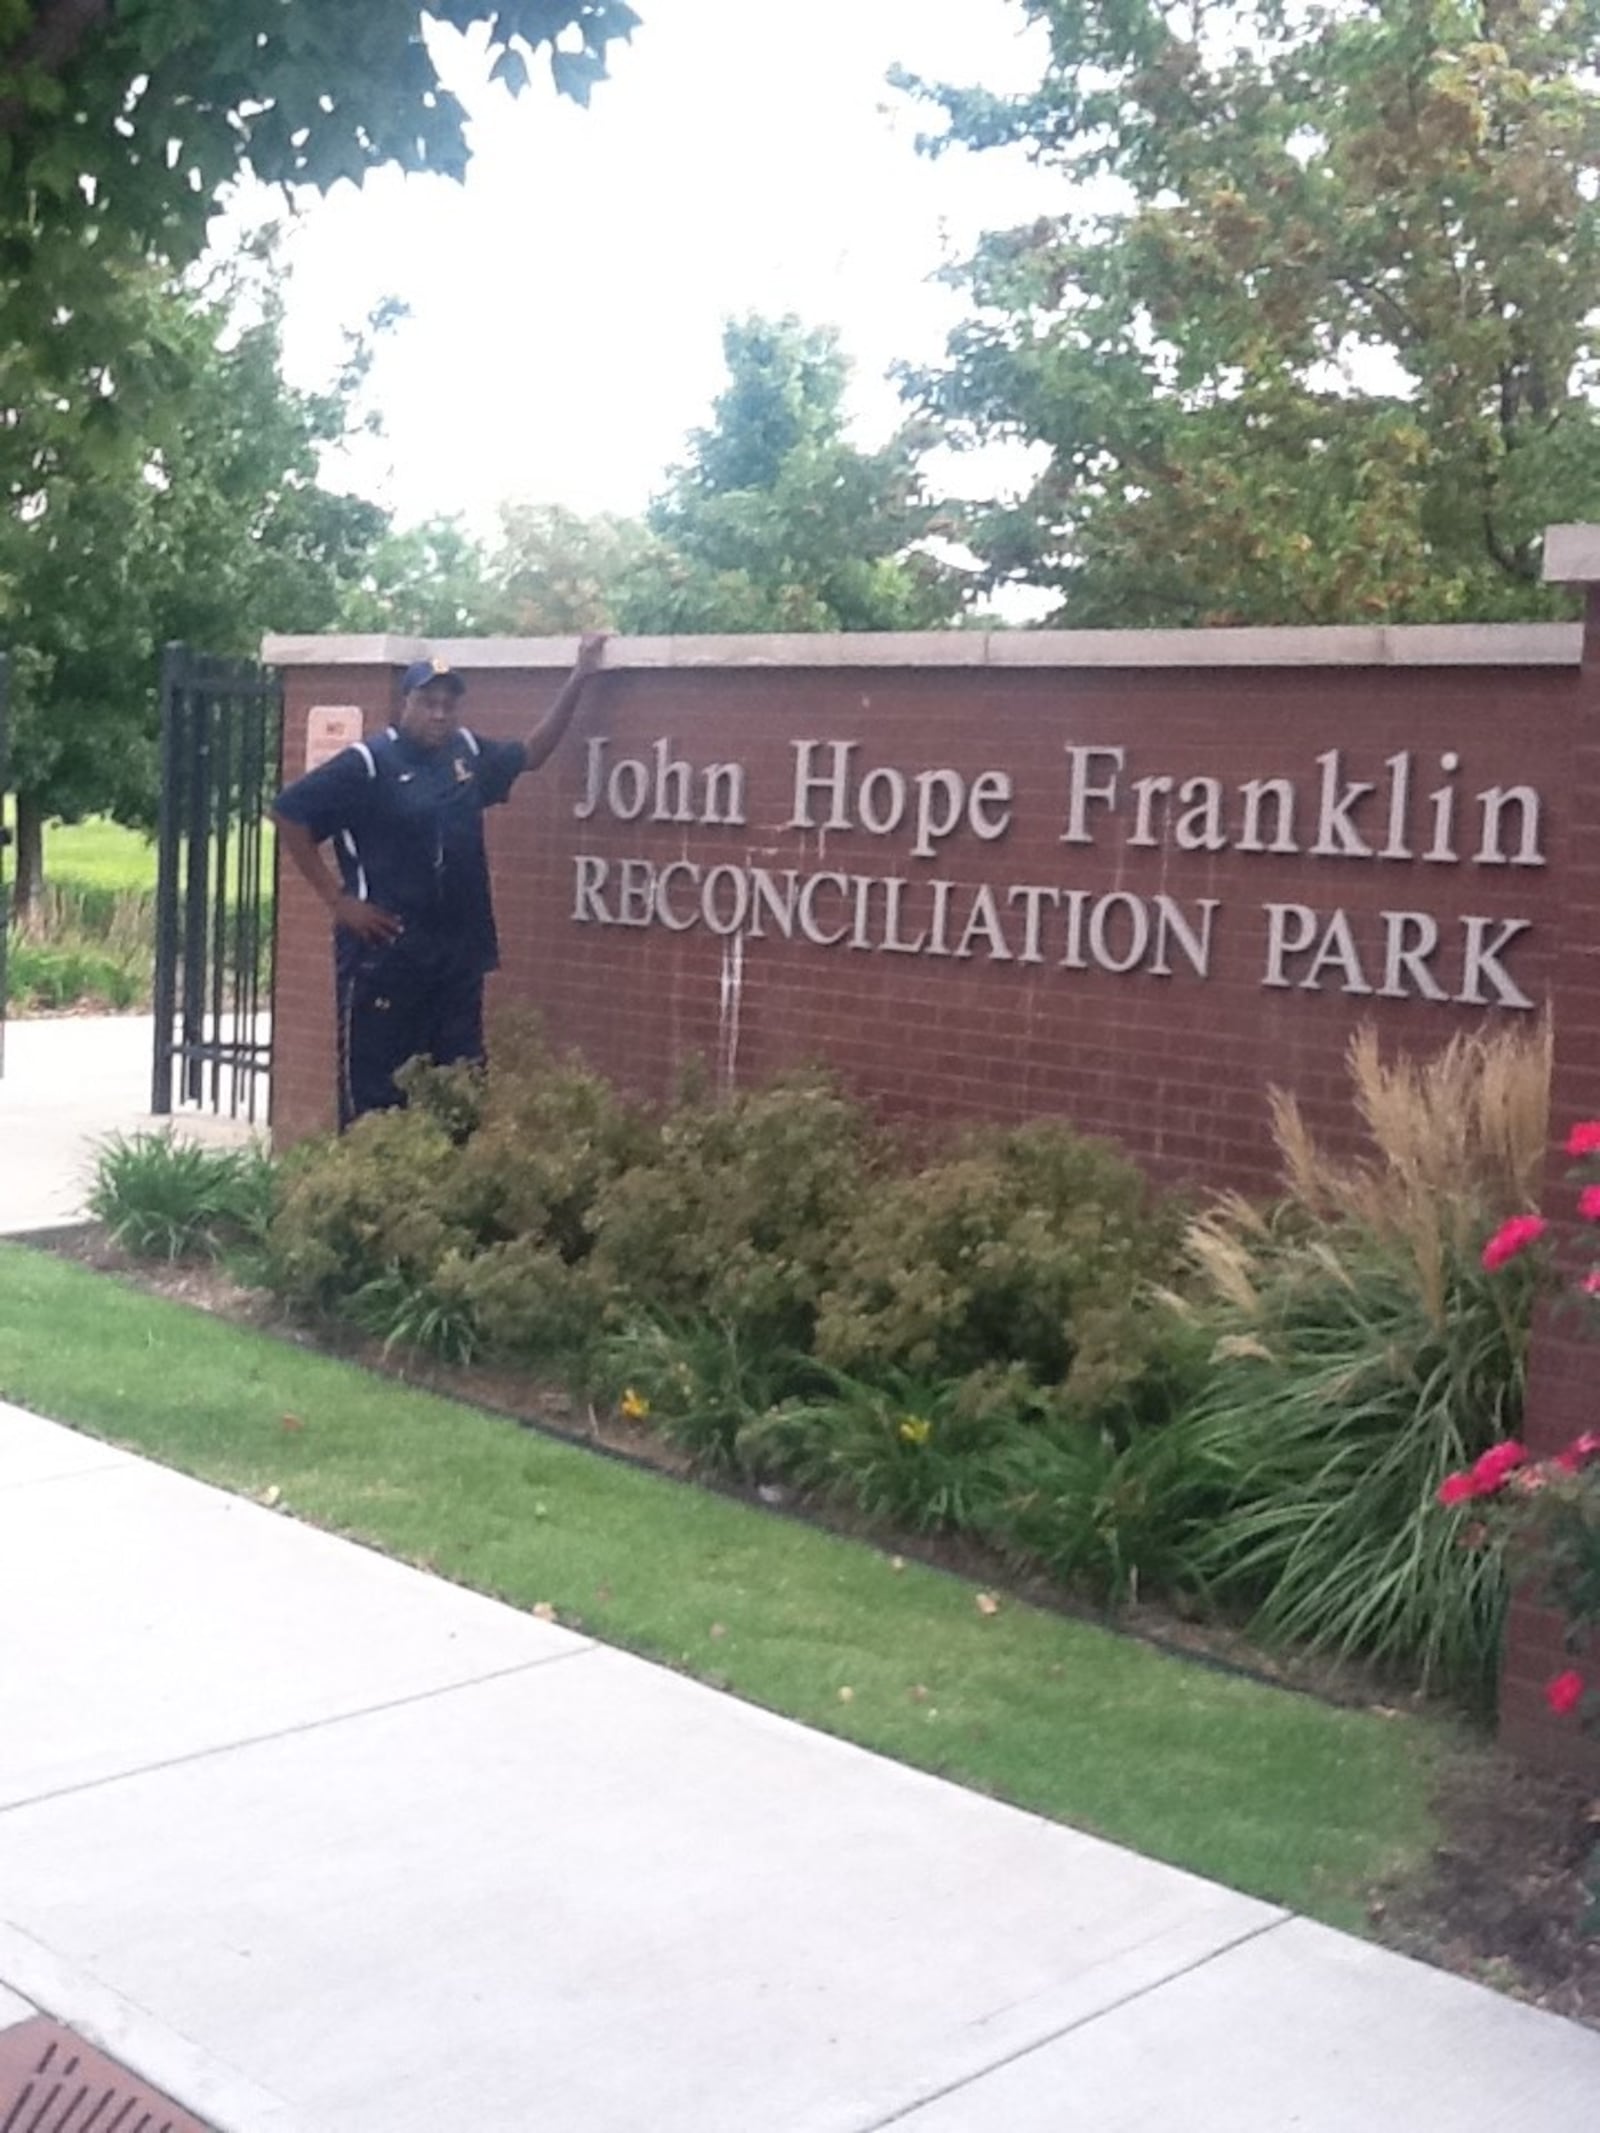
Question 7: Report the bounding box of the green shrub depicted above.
[588,1313,812,1473]
[263,1102,482,1316]
[450,1034,656,1266]
[262,1040,650,1345]
[1163,1023,1550,1703]
[344,1256,485,1365]
[5,884,154,1011]
[7,939,144,1011]
[984,1410,1229,1606]
[813,1120,1180,1404]
[589,1069,871,1347]
[735,1364,1038,1534]
[450,1236,602,1361]
[89,1130,274,1260]
[260,1067,1200,1548]
[33,882,155,948]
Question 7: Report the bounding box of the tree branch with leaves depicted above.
[901,0,1600,627]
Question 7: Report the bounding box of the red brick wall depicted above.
[1497,591,1600,1778]
[274,652,1576,1195]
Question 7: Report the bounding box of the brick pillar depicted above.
[1498,529,1600,1778]
[269,665,395,1144]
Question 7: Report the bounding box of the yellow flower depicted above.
[898,1415,932,1447]
[620,1387,651,1421]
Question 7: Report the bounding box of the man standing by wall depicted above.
[273,636,607,1126]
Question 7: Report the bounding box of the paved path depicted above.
[0,1016,259,1234]
[0,1403,1595,2132]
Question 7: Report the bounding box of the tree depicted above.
[0,2,638,258]
[492,503,665,631]
[335,320,970,641]
[901,0,1600,626]
[335,506,661,634]
[338,519,512,638]
[0,4,638,503]
[629,314,967,632]
[2,259,387,906]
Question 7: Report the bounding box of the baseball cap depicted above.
[399,657,466,697]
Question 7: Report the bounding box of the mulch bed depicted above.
[24,1226,1600,2030]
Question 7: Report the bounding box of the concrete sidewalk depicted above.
[1,1404,1596,2131]
[0,1016,259,1234]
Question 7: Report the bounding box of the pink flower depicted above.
[1584,1271,1600,1297]
[1437,1440,1529,1504]
[1470,1439,1528,1493]
[1545,1670,1585,1717]
[1481,1215,1548,1271]
[1566,1121,1600,1159]
[1578,1185,1600,1223]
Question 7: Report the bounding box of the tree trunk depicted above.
[11,792,44,921]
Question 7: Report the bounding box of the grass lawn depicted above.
[1,806,159,894]
[0,1242,1462,1932]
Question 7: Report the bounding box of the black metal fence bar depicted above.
[151,644,184,1115]
[152,645,279,1123]
[236,673,267,1104]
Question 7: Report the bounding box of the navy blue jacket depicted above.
[274,724,527,975]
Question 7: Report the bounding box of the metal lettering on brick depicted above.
[568,734,1546,1012]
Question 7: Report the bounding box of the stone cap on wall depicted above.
[1543,523,1600,583]
[262,623,1582,673]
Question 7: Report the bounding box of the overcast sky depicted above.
[234,0,1057,533]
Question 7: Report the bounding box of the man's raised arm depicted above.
[524,632,610,771]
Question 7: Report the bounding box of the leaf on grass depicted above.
[532,1601,558,1622]
[281,1414,304,1433]
[260,1484,282,1508]
[975,1591,1000,1617]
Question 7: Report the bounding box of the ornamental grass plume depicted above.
[1164,1020,1551,1702]
[1268,1021,1550,1328]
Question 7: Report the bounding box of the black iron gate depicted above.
[152,645,280,1121]
[0,653,11,1080]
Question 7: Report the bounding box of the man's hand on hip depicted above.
[334,895,403,946]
